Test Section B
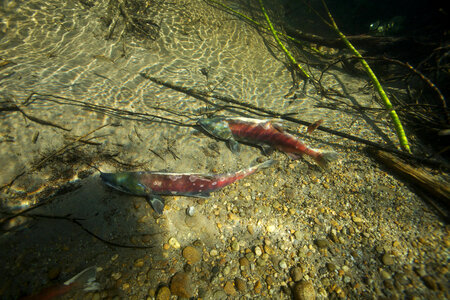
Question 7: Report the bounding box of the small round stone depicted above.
[111,272,122,280]
[155,286,171,300]
[293,281,315,300]
[235,277,247,292]
[231,240,239,251]
[290,267,303,282]
[223,281,236,296]
[315,239,329,249]
[422,275,438,290]
[254,246,262,256]
[186,206,195,216]
[382,253,394,266]
[182,246,201,264]
[168,237,180,249]
[326,262,336,272]
[279,259,288,269]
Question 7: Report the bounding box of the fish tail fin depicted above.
[313,151,338,168]
[64,266,100,292]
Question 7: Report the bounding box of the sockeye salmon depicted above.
[197,117,337,168]
[100,159,275,214]
[20,266,99,300]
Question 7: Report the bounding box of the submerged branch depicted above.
[141,75,448,169]
[320,0,411,153]
[10,212,159,249]
[258,0,310,80]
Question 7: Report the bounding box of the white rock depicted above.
[168,237,180,249]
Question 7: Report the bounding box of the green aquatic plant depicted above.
[206,0,319,54]
[258,0,310,80]
[321,0,411,153]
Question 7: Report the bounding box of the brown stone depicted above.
[293,281,316,300]
[254,280,262,294]
[223,281,236,296]
[155,286,171,300]
[239,257,250,269]
[234,277,247,292]
[170,272,193,298]
[290,267,303,282]
[47,267,60,280]
[182,246,201,265]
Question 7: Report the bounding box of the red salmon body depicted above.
[226,119,320,160]
[136,160,274,197]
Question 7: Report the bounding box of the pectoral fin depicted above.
[184,191,211,198]
[147,194,165,214]
[194,191,211,198]
[227,139,241,153]
[287,152,303,160]
[261,145,274,155]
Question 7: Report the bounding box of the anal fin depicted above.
[147,194,165,214]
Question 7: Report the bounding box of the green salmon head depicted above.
[100,172,148,196]
[197,117,233,140]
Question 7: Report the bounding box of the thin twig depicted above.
[9,96,71,131]
[1,124,110,191]
[16,213,159,249]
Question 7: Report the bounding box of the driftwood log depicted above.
[368,147,449,220]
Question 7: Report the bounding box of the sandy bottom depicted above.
[0,0,448,299]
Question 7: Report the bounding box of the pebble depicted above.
[266,224,276,232]
[326,262,336,273]
[231,240,239,251]
[394,272,409,285]
[254,280,262,294]
[182,246,201,264]
[134,258,144,268]
[47,267,60,280]
[315,239,329,249]
[293,281,316,300]
[92,292,100,300]
[382,253,394,266]
[380,268,391,280]
[170,272,193,298]
[247,225,254,234]
[290,267,303,282]
[264,244,275,255]
[352,216,364,224]
[168,237,180,249]
[186,206,195,216]
[421,275,437,290]
[235,277,247,292]
[254,246,262,256]
[294,231,303,240]
[223,281,236,296]
[213,290,228,300]
[210,249,218,256]
[245,253,255,264]
[279,259,288,269]
[239,257,250,269]
[155,286,171,300]
[111,272,122,280]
